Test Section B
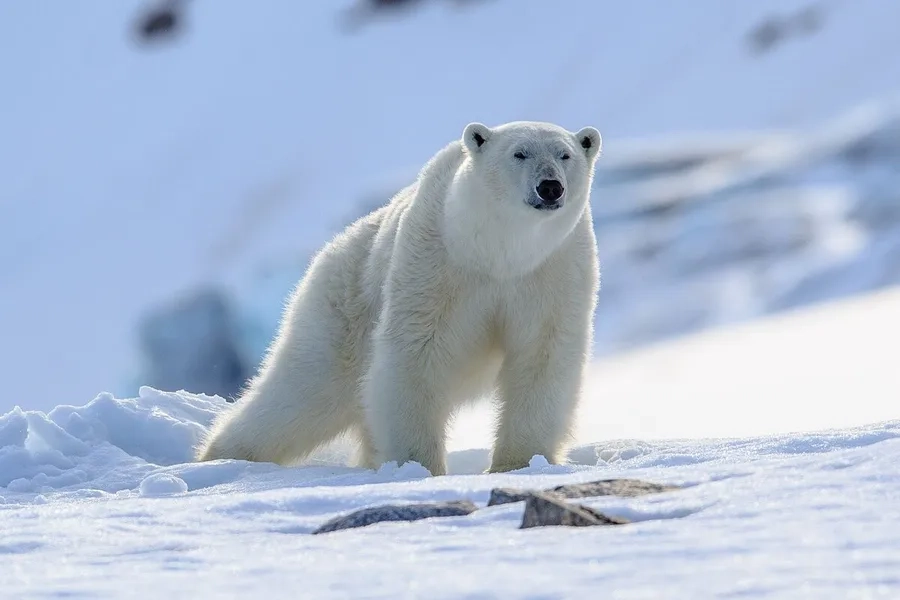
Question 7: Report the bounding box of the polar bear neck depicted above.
[439,157,587,279]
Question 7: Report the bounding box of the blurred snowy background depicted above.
[1,0,899,413]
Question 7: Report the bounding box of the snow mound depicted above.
[0,387,220,494]
[139,472,189,497]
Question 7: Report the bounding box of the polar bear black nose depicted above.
[536,179,564,202]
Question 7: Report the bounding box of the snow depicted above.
[4,0,900,413]
[2,288,900,598]
[138,472,189,497]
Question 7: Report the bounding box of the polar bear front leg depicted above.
[364,335,452,477]
[489,319,589,473]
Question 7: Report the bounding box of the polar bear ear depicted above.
[463,122,492,154]
[575,126,602,161]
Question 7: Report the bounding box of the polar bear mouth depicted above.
[527,196,564,211]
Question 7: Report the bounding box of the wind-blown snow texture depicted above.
[2,388,898,598]
[3,290,900,598]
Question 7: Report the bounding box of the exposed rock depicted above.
[520,492,629,529]
[553,478,679,499]
[313,478,677,533]
[487,487,535,506]
[312,500,478,534]
[488,478,679,507]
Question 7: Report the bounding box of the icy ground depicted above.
[2,289,899,598]
[2,403,898,599]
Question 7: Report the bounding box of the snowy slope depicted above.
[2,286,899,598]
[212,97,900,403]
[3,0,900,412]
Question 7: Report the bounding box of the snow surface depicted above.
[2,287,899,598]
[4,0,900,412]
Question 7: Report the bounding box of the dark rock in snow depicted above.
[311,479,671,534]
[487,488,535,506]
[312,500,478,534]
[488,478,679,506]
[553,478,680,499]
[520,492,629,529]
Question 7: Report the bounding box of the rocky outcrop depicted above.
[312,478,679,534]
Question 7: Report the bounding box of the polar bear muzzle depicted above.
[533,179,564,210]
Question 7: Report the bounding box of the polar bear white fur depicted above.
[195,120,602,476]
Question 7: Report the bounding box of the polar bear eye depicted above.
[513,151,528,160]
[561,153,571,160]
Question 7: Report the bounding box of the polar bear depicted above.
[195,120,602,476]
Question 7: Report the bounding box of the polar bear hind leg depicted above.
[194,301,363,466]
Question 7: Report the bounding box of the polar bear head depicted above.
[459,120,602,215]
[441,120,602,276]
